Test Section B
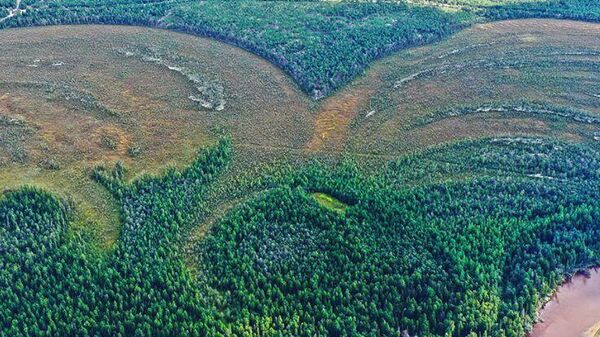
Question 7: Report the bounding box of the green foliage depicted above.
[1,0,598,97]
[484,0,600,22]
[194,137,600,336]
[1,138,232,336]
[312,192,349,213]
[3,137,600,336]
[2,2,600,335]
[167,1,455,98]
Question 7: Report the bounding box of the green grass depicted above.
[2,3,600,335]
[312,192,349,213]
[2,0,598,98]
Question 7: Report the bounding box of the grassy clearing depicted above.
[1,19,599,248]
[286,19,600,154]
[0,25,310,247]
[312,192,349,214]
[339,19,600,155]
[3,17,600,337]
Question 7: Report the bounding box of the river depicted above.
[529,268,600,337]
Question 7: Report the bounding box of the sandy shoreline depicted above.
[584,320,600,337]
[530,268,600,337]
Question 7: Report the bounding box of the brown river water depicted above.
[529,268,600,337]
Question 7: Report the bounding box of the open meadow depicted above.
[0,25,313,246]
[2,5,600,336]
[3,19,599,247]
[340,19,600,154]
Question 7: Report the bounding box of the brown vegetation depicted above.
[1,19,599,247]
[344,19,600,155]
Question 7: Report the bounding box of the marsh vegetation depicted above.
[1,1,600,336]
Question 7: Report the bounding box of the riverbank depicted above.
[584,320,600,337]
[530,268,600,337]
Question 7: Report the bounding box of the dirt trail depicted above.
[0,0,24,23]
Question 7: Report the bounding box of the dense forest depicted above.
[2,1,600,336]
[3,137,600,336]
[1,0,599,97]
[1,138,232,336]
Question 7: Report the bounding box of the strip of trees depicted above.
[1,1,597,98]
